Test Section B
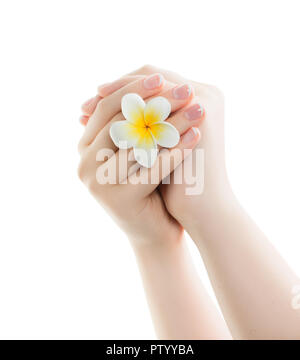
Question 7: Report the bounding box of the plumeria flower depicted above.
[110,93,179,168]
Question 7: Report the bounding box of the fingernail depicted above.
[80,115,89,126]
[182,127,200,144]
[172,84,192,100]
[184,103,204,121]
[143,73,163,89]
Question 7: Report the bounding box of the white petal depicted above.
[150,122,180,148]
[144,96,171,125]
[109,121,138,149]
[121,93,145,125]
[134,147,158,168]
[133,131,158,168]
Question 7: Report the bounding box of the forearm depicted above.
[130,235,232,340]
[186,192,300,339]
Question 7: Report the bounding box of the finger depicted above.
[82,76,176,128]
[78,112,124,155]
[79,73,165,151]
[167,98,205,134]
[99,80,193,115]
[98,75,144,97]
[150,83,194,114]
[97,148,140,186]
[125,127,201,198]
[79,115,89,126]
[80,76,144,128]
[81,95,102,116]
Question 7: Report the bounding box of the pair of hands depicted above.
[78,65,227,246]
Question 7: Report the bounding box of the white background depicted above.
[0,0,299,339]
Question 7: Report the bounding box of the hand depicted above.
[80,66,300,340]
[78,73,232,340]
[144,68,229,229]
[82,65,230,230]
[78,73,202,246]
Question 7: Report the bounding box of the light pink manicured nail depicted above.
[184,103,204,121]
[172,84,192,100]
[182,127,200,144]
[143,74,163,89]
[80,115,89,126]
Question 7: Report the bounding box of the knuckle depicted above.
[112,112,125,122]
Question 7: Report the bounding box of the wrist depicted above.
[179,181,237,231]
[129,231,186,266]
[128,228,184,255]
[184,187,240,243]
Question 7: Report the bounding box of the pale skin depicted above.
[78,65,300,340]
